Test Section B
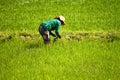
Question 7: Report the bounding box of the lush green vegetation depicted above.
[0,0,119,31]
[0,0,120,80]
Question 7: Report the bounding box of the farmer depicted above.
[38,16,65,45]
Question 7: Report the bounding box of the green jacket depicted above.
[40,19,61,36]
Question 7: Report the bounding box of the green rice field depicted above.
[0,0,120,80]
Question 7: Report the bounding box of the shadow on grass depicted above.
[25,40,45,49]
[27,43,40,49]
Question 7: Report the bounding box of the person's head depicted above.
[54,16,65,26]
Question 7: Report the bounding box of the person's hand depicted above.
[58,35,61,39]
[53,37,58,42]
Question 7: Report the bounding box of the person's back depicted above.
[40,19,61,31]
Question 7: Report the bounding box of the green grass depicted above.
[0,0,119,31]
[0,0,120,80]
[0,37,120,80]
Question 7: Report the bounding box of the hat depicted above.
[58,16,65,25]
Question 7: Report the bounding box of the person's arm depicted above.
[55,24,61,38]
[55,30,61,39]
[50,31,56,37]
